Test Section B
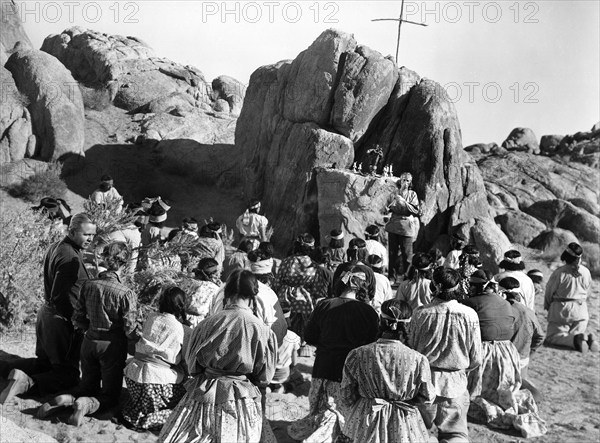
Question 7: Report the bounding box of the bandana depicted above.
[564,245,582,258]
[251,258,274,275]
[340,271,366,285]
[380,312,411,323]
[150,213,167,223]
[249,202,261,210]
[528,270,543,278]
[415,263,433,271]
[331,232,344,240]
[503,254,522,264]
[157,198,171,212]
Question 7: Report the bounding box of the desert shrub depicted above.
[7,162,67,203]
[0,210,64,331]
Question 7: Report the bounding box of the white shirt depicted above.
[236,212,269,240]
[372,273,394,313]
[208,281,277,327]
[365,239,388,268]
[444,250,461,269]
[91,187,123,212]
[495,270,536,311]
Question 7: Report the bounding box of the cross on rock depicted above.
[372,0,428,64]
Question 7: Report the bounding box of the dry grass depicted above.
[0,209,63,331]
[7,162,67,203]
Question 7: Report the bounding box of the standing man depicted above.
[409,268,482,442]
[91,174,124,213]
[236,199,269,243]
[385,172,421,281]
[0,214,96,404]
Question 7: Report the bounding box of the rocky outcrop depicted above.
[41,28,244,116]
[237,29,509,261]
[5,48,85,163]
[552,127,600,168]
[0,67,35,164]
[0,0,32,63]
[212,76,246,116]
[477,152,598,210]
[540,134,563,155]
[502,127,540,154]
[528,228,579,252]
[523,199,600,244]
[495,210,546,246]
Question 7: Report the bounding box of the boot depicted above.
[0,369,33,404]
[37,394,75,419]
[574,333,589,354]
[588,334,599,352]
[69,397,100,426]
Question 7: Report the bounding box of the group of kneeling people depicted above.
[0,213,592,442]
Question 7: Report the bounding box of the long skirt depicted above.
[343,398,432,443]
[468,341,547,438]
[288,378,350,443]
[121,378,187,431]
[158,375,270,443]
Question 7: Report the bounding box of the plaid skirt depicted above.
[122,377,187,431]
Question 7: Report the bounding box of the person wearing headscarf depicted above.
[121,287,191,431]
[273,234,330,355]
[90,174,123,213]
[396,253,433,311]
[332,238,377,302]
[236,199,269,243]
[364,225,388,271]
[495,250,536,311]
[158,270,277,443]
[384,172,421,281]
[191,222,225,273]
[444,235,466,270]
[288,266,379,442]
[222,238,254,281]
[185,258,222,327]
[527,269,545,305]
[499,277,544,400]
[328,229,346,270]
[409,268,482,442]
[457,244,481,300]
[544,243,597,353]
[367,254,393,314]
[340,300,436,443]
[465,271,546,437]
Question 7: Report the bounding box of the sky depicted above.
[16,0,600,146]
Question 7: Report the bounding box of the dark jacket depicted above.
[510,301,545,360]
[305,297,379,382]
[463,292,516,341]
[43,236,90,319]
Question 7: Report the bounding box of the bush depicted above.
[0,209,64,331]
[7,162,67,203]
[80,84,112,111]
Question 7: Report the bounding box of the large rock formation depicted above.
[0,0,32,64]
[5,48,85,162]
[502,127,540,154]
[0,66,35,163]
[41,28,244,117]
[237,29,510,268]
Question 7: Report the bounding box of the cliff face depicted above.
[236,29,509,268]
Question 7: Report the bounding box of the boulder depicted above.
[470,218,512,274]
[540,134,563,155]
[502,127,540,154]
[0,0,32,62]
[523,199,600,244]
[212,76,246,116]
[41,28,211,111]
[477,152,599,209]
[0,66,34,163]
[528,228,579,252]
[568,198,600,217]
[495,210,546,245]
[316,168,397,242]
[553,128,600,167]
[592,122,600,132]
[465,142,498,155]
[330,45,398,141]
[237,29,506,251]
[5,48,85,162]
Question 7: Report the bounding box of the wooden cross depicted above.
[372,0,428,64]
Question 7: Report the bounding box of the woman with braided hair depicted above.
[158,269,277,442]
[288,266,379,442]
[340,299,436,442]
